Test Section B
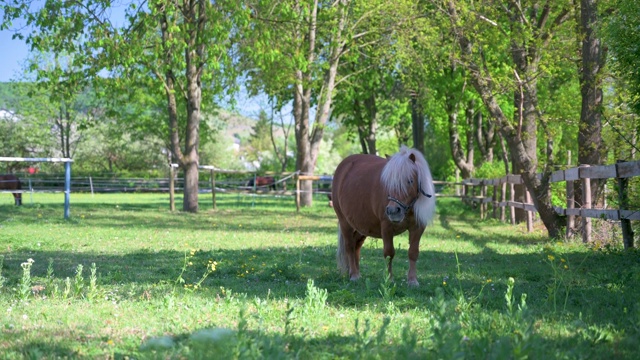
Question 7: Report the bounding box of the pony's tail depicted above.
[337,227,349,274]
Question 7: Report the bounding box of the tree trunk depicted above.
[293,0,348,207]
[182,160,199,212]
[354,99,369,154]
[157,0,206,213]
[411,95,425,154]
[364,93,378,156]
[475,109,495,162]
[354,94,378,155]
[182,28,203,212]
[269,110,291,173]
[632,124,638,160]
[447,94,474,178]
[357,125,369,154]
[294,78,314,206]
[575,0,606,209]
[64,108,72,158]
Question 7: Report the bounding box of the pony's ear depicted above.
[409,153,416,163]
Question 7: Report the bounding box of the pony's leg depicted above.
[352,232,366,280]
[407,227,426,287]
[339,223,365,281]
[381,228,396,282]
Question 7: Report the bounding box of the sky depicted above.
[0,29,30,82]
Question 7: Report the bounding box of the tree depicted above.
[603,0,640,114]
[572,0,607,216]
[267,107,294,174]
[441,0,573,238]
[329,1,414,157]
[247,110,273,161]
[0,83,56,166]
[28,53,95,159]
[240,0,354,206]
[331,60,387,156]
[241,0,408,206]
[2,0,240,212]
[0,107,54,171]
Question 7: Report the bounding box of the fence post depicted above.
[580,164,591,243]
[296,173,300,213]
[492,180,498,219]
[480,180,486,220]
[509,179,516,225]
[210,169,216,210]
[64,161,71,220]
[464,179,469,205]
[169,165,175,212]
[470,180,476,208]
[566,176,574,239]
[500,179,506,222]
[617,160,634,248]
[28,178,33,204]
[89,176,94,197]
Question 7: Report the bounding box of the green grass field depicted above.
[1,192,639,359]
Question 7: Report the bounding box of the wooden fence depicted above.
[461,160,639,248]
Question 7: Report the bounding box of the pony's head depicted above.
[380,146,436,226]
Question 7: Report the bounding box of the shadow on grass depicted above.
[7,323,622,360]
[3,337,79,359]
[2,243,639,330]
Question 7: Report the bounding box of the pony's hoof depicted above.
[407,279,419,287]
[349,275,361,281]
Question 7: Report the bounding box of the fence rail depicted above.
[460,159,639,247]
[1,176,283,194]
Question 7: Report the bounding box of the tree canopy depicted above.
[1,0,638,238]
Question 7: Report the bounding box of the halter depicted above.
[386,182,432,212]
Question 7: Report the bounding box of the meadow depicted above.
[0,192,639,359]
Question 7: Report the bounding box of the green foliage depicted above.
[474,161,507,180]
[10,257,103,302]
[247,111,273,158]
[329,124,361,159]
[604,0,640,114]
[72,120,168,174]
[18,258,34,300]
[315,136,343,175]
[0,83,56,166]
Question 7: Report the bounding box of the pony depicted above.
[247,176,276,191]
[0,174,23,206]
[332,146,436,286]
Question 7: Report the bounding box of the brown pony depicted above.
[332,146,435,286]
[0,174,22,206]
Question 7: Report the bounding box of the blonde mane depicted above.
[380,146,436,227]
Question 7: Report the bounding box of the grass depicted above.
[0,192,639,359]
